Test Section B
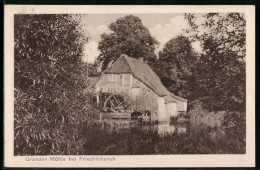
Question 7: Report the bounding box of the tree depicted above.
[184,13,246,111]
[155,36,197,98]
[194,37,245,111]
[185,13,245,60]
[14,14,95,155]
[98,15,159,70]
[87,62,100,76]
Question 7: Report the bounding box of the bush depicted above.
[188,101,225,128]
[222,111,246,152]
[14,14,97,155]
[186,101,245,153]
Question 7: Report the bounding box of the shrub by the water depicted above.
[188,101,225,128]
[185,101,245,154]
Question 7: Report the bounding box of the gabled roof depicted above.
[105,54,167,96]
[165,93,188,104]
[168,92,188,102]
[171,94,187,102]
[165,95,177,104]
[104,54,187,101]
[105,56,132,74]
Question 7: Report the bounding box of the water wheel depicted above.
[103,93,134,112]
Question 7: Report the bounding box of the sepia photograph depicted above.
[4,5,255,167]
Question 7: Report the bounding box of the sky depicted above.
[80,13,202,63]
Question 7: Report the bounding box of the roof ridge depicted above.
[122,55,134,74]
[107,54,177,97]
[124,55,167,96]
[122,55,159,95]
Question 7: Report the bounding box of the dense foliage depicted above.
[185,13,246,111]
[152,36,197,98]
[14,14,96,155]
[98,15,158,71]
[153,13,246,112]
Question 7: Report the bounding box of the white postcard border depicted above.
[4,5,255,167]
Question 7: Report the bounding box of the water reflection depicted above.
[157,123,176,136]
[145,123,187,137]
[104,120,188,137]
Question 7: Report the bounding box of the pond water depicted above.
[102,120,193,137]
[83,118,245,154]
[99,118,230,141]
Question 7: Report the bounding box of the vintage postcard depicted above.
[4,5,255,167]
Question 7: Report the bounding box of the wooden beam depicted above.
[112,95,120,105]
[109,98,115,108]
[102,112,131,119]
[130,74,133,87]
[96,93,100,107]
[122,74,124,89]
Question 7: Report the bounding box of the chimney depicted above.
[139,57,143,62]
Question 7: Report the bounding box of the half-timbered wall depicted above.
[96,73,132,93]
[95,73,159,113]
